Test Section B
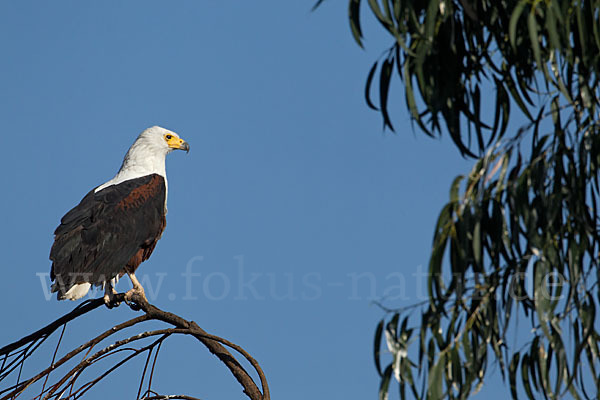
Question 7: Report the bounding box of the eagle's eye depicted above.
[165,134,173,140]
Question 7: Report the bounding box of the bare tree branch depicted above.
[0,293,269,400]
[0,299,106,357]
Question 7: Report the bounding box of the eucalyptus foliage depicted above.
[316,0,600,398]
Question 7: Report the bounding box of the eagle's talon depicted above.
[104,301,119,309]
[103,294,121,309]
[124,272,147,305]
[103,285,120,308]
[124,285,147,309]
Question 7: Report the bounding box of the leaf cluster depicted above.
[376,114,600,398]
[341,0,599,157]
[310,0,600,398]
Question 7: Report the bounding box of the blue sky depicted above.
[0,1,512,399]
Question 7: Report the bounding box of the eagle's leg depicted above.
[103,281,120,308]
[124,269,147,304]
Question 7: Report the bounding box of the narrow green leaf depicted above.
[462,331,473,367]
[403,61,429,134]
[427,354,445,400]
[379,58,395,131]
[444,107,476,157]
[549,52,574,104]
[429,245,447,307]
[581,292,596,340]
[545,5,561,50]
[429,203,453,305]
[311,0,327,11]
[527,7,541,66]
[379,364,393,400]
[473,219,482,268]
[528,336,540,391]
[424,0,440,42]
[349,0,364,48]
[575,0,588,65]
[509,352,520,399]
[593,2,600,52]
[494,152,511,195]
[401,357,420,399]
[521,354,536,399]
[515,70,535,106]
[509,1,527,50]
[450,347,462,391]
[450,175,464,204]
[374,319,385,376]
[490,78,510,145]
[533,260,552,341]
[537,341,550,395]
[387,313,400,338]
[365,61,380,111]
[380,0,393,30]
[580,81,592,109]
[400,315,409,336]
[503,68,533,120]
[472,86,485,151]
[551,329,567,396]
[368,0,394,30]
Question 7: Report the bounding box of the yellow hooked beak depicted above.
[166,135,190,153]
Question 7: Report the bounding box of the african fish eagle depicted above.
[49,126,189,305]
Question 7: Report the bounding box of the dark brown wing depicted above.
[50,174,166,296]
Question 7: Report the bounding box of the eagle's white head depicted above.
[132,126,190,157]
[95,126,189,193]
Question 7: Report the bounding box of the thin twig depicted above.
[138,345,155,400]
[0,299,105,357]
[146,339,164,395]
[40,324,67,398]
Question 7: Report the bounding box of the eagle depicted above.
[49,126,189,305]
